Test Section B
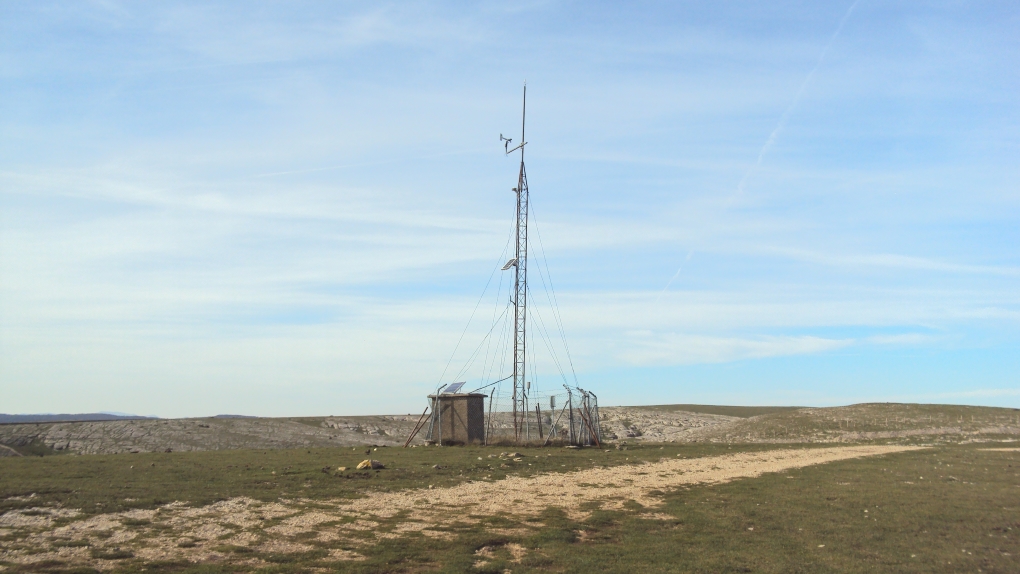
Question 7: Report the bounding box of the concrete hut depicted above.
[428,392,485,445]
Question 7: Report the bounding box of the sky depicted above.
[1,1,1017,417]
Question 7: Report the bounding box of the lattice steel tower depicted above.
[505,84,529,442]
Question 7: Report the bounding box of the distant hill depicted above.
[0,413,156,424]
[630,404,805,418]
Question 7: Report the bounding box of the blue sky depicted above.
[1,1,1017,417]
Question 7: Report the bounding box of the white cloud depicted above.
[616,333,852,366]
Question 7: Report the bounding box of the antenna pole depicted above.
[512,83,529,443]
[520,83,526,162]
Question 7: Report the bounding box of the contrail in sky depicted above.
[734,0,861,197]
[657,2,860,304]
[655,249,694,303]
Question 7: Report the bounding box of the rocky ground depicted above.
[598,407,739,442]
[2,403,1018,456]
[0,415,421,455]
[676,402,1020,444]
[0,408,741,455]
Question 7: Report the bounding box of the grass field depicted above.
[0,443,789,518]
[2,442,1018,572]
[2,406,1019,573]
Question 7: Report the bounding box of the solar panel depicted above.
[443,382,466,394]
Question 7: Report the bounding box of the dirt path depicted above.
[1,445,922,568]
[341,445,922,521]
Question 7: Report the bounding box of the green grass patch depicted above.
[0,442,791,517]
[1,561,101,574]
[477,443,1019,573]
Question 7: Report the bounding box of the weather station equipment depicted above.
[404,84,601,447]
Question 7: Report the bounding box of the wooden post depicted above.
[403,407,431,447]
[535,404,543,440]
[568,393,575,445]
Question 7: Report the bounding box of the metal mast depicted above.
[509,84,529,442]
